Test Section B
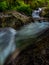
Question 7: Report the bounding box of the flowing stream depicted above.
[0,8,49,65]
[32,8,42,19]
[0,28,17,65]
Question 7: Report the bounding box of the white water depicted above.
[16,22,49,42]
[0,23,49,65]
[32,8,42,19]
[0,8,49,65]
[0,28,17,65]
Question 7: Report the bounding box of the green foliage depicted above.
[16,2,32,16]
[0,0,49,16]
[30,0,47,9]
[0,1,8,11]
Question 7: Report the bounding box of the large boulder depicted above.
[0,11,34,29]
[40,7,49,19]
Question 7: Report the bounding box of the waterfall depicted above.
[0,28,17,65]
[32,8,42,19]
[0,8,49,65]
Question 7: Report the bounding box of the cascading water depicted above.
[0,28,17,65]
[15,22,49,48]
[32,8,42,19]
[0,8,49,65]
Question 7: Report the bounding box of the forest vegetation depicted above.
[0,0,49,28]
[0,0,49,65]
[0,0,49,16]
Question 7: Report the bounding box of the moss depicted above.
[41,7,49,18]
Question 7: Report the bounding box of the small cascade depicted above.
[0,28,17,65]
[32,8,42,19]
[0,8,49,65]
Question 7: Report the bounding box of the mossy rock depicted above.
[40,7,49,18]
[0,11,34,29]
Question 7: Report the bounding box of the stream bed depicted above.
[0,8,49,65]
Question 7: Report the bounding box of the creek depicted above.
[0,8,49,65]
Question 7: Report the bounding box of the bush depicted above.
[30,0,45,10]
[16,2,32,16]
[0,1,8,12]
